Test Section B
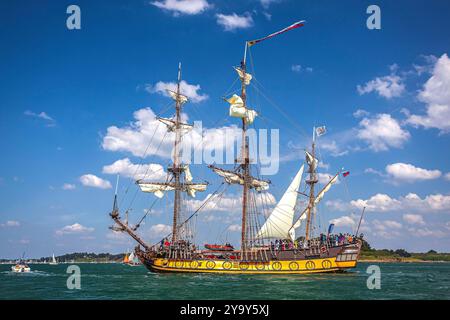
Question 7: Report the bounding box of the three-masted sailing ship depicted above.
[110,21,361,274]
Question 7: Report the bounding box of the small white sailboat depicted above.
[127,251,141,266]
[49,253,58,265]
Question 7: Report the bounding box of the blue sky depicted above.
[1,0,450,258]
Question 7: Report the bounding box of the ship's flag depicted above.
[315,126,327,137]
[247,20,306,47]
[327,223,335,235]
[343,171,350,177]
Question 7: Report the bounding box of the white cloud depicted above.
[79,174,112,189]
[402,214,425,225]
[406,54,450,133]
[385,163,441,183]
[330,216,355,227]
[1,220,20,227]
[317,173,340,185]
[357,113,410,151]
[353,109,370,118]
[102,107,241,161]
[56,223,94,236]
[407,227,446,238]
[216,13,253,31]
[339,192,450,214]
[102,158,166,181]
[227,224,242,232]
[187,192,276,214]
[149,224,172,238]
[445,173,450,181]
[62,183,76,190]
[260,0,278,7]
[357,72,405,99]
[291,64,313,73]
[151,0,210,16]
[146,80,208,103]
[371,219,402,239]
[24,110,55,126]
[319,140,348,157]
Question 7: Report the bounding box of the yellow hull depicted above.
[147,257,358,274]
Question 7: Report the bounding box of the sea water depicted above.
[0,262,449,300]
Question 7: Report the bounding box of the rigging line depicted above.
[223,75,240,98]
[250,78,309,139]
[118,101,175,208]
[150,182,227,247]
[132,171,173,230]
[123,130,170,214]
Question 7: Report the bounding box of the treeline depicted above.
[360,239,450,262]
[38,252,125,262]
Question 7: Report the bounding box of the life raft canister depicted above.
[239,262,249,270]
[305,260,315,270]
[272,262,282,271]
[322,260,332,269]
[289,261,299,271]
[255,262,265,271]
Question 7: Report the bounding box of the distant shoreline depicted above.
[359,259,450,263]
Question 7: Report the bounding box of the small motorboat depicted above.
[11,263,31,273]
[204,243,234,251]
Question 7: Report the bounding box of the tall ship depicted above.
[110,21,362,274]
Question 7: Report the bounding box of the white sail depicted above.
[157,117,193,132]
[256,164,304,239]
[186,183,208,198]
[234,67,252,85]
[183,165,193,182]
[52,254,56,263]
[167,89,188,104]
[137,182,176,198]
[227,94,258,124]
[314,174,338,205]
[211,166,243,185]
[210,166,269,191]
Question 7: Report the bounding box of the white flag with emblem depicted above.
[315,126,326,137]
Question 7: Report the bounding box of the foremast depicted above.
[111,63,207,249]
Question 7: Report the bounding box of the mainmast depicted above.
[240,43,249,257]
[305,128,318,240]
[171,62,183,243]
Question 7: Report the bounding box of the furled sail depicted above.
[209,166,269,191]
[305,150,318,170]
[137,179,207,199]
[256,164,304,239]
[137,182,176,198]
[234,67,252,85]
[314,173,339,205]
[226,94,258,124]
[157,117,193,132]
[167,89,188,104]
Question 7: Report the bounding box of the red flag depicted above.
[247,20,306,47]
[343,171,350,177]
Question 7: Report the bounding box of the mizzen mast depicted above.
[305,128,318,240]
